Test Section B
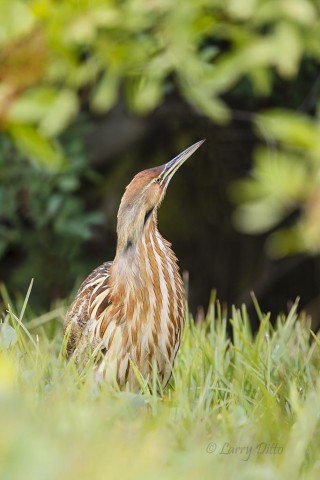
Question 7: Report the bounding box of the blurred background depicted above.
[1,0,320,327]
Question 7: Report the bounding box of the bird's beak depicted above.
[160,139,205,186]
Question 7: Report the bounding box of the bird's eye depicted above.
[155,178,161,184]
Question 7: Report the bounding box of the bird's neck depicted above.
[110,214,178,297]
[113,213,158,279]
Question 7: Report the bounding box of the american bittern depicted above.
[64,140,204,390]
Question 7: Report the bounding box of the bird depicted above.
[64,140,205,391]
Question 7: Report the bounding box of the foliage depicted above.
[0,286,320,479]
[232,108,320,256]
[0,126,104,304]
[0,0,319,166]
[1,0,320,302]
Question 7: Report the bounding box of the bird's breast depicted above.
[93,230,186,388]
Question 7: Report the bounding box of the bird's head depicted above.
[116,140,205,253]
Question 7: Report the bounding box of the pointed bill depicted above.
[160,139,205,186]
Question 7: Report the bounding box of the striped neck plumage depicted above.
[111,207,161,285]
[115,204,157,255]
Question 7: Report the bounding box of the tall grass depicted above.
[0,284,320,480]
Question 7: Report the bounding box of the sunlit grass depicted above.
[0,283,320,479]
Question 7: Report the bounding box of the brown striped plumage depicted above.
[64,140,204,391]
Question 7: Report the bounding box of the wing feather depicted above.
[64,262,112,357]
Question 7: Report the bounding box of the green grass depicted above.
[1,283,320,480]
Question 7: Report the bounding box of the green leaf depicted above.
[39,89,79,137]
[0,0,35,42]
[273,22,302,77]
[227,0,258,20]
[282,0,316,25]
[8,87,57,123]
[9,87,78,137]
[181,81,230,123]
[252,148,311,201]
[257,110,320,152]
[90,72,119,113]
[127,76,163,114]
[233,200,287,233]
[10,125,65,170]
[266,227,303,258]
